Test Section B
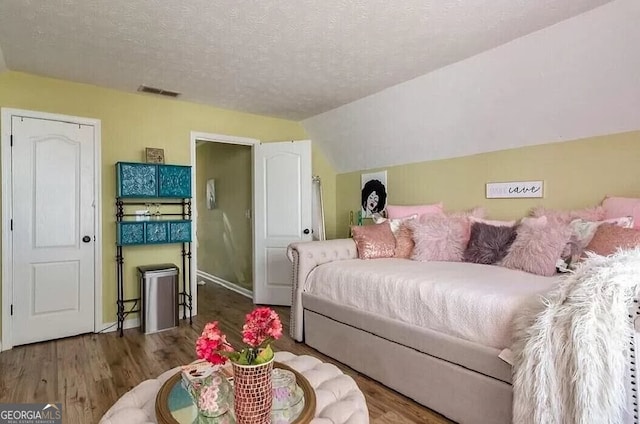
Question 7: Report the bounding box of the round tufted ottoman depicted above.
[99,367,181,424]
[99,351,369,424]
[274,351,369,423]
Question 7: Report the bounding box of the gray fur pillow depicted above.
[463,222,517,265]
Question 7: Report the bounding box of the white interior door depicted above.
[11,116,96,346]
[253,140,312,305]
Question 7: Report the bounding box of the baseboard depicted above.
[197,270,252,299]
[99,294,199,334]
[99,317,140,333]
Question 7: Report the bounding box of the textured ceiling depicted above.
[0,0,612,120]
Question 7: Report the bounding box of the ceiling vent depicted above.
[137,85,181,98]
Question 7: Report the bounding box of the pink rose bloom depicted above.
[242,307,282,347]
[196,321,231,365]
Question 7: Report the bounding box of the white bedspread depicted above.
[304,259,560,349]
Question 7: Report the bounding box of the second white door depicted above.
[253,140,312,305]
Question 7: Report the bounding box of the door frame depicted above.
[190,131,259,314]
[1,108,102,351]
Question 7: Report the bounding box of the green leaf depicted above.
[226,351,240,363]
[237,350,249,365]
[255,345,273,364]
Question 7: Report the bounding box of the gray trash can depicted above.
[138,264,179,334]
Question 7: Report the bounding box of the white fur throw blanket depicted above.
[512,248,640,424]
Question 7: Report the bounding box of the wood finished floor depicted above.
[0,283,453,424]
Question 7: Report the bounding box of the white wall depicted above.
[303,0,640,173]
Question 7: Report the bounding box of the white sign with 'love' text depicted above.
[486,181,544,199]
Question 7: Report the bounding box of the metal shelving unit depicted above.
[115,198,193,337]
[114,161,193,336]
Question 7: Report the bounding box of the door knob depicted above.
[82,235,91,243]
[303,229,311,234]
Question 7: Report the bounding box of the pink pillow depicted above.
[393,223,415,259]
[469,216,517,227]
[501,216,572,276]
[584,224,640,257]
[602,196,640,229]
[409,215,470,262]
[386,203,443,219]
[530,205,605,223]
[351,223,395,259]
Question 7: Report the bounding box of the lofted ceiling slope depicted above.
[302,0,640,173]
[0,0,612,120]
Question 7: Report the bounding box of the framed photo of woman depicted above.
[361,171,387,218]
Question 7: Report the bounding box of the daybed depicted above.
[287,238,640,424]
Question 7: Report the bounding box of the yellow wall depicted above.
[196,142,252,290]
[336,131,640,238]
[0,71,337,335]
[9,69,637,340]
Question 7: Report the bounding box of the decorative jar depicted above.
[272,368,300,410]
[182,363,233,418]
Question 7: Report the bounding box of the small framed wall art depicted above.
[361,171,388,218]
[145,147,165,164]
[486,180,544,199]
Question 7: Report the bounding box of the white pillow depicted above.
[371,213,418,234]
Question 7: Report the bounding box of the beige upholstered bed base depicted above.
[304,302,640,424]
[288,239,640,424]
[303,299,512,424]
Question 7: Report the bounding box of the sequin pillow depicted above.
[351,222,396,259]
[584,224,640,257]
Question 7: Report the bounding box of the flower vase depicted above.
[232,357,275,424]
[184,369,233,418]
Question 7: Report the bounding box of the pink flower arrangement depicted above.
[196,307,283,366]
